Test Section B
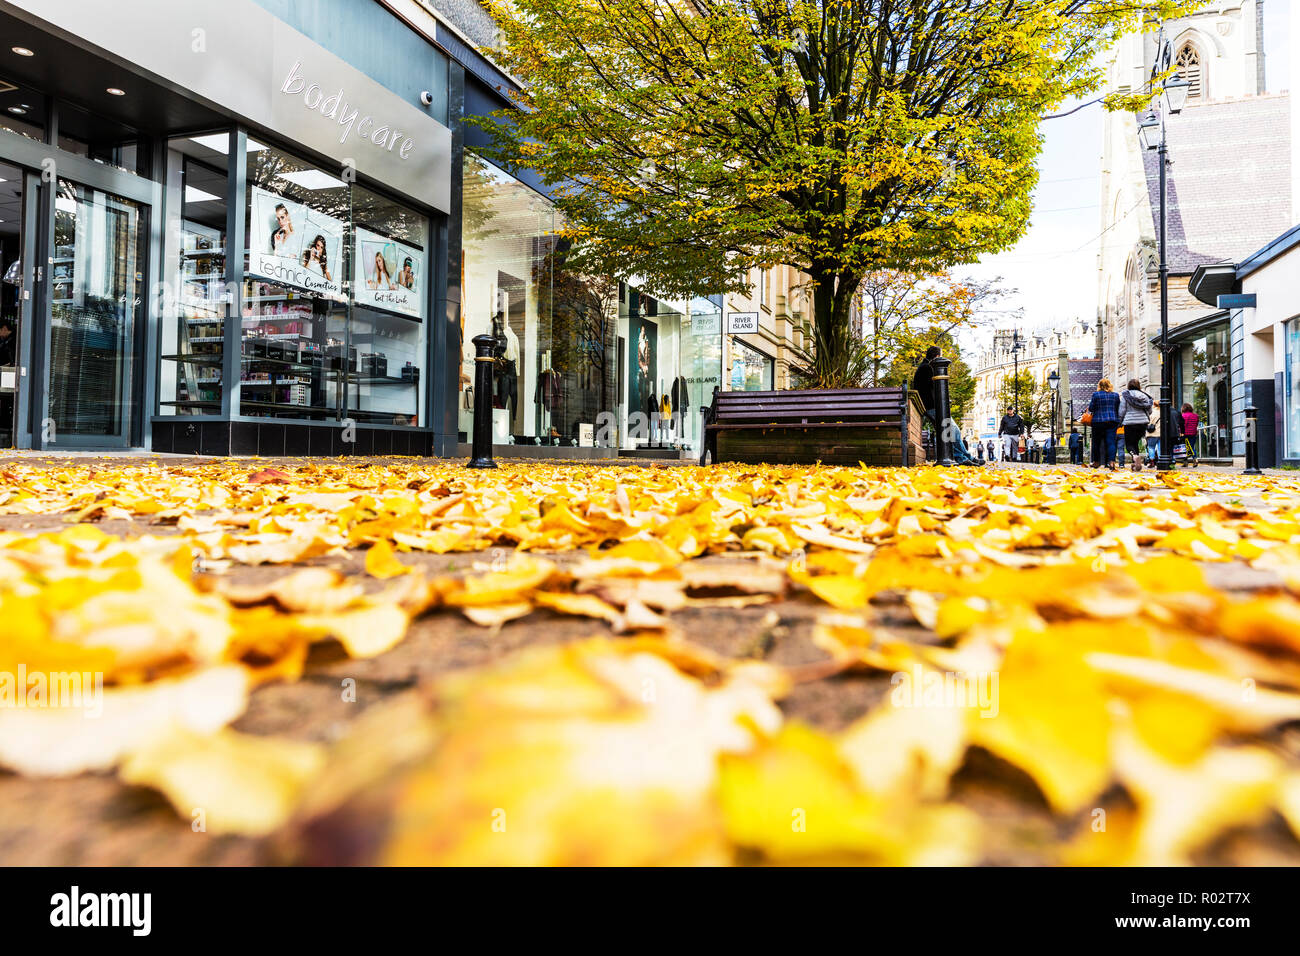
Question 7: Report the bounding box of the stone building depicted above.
[1094,2,1292,461]
[966,321,1096,442]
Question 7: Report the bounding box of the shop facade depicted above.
[1186,221,1300,468]
[1157,311,1236,463]
[0,0,471,455]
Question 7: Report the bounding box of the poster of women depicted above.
[248,186,343,298]
[353,226,423,319]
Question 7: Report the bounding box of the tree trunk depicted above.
[809,268,860,389]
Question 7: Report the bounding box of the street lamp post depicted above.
[1047,368,1060,464]
[1011,329,1022,413]
[1138,69,1190,472]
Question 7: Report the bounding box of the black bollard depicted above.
[931,355,955,467]
[1243,405,1262,475]
[467,334,498,469]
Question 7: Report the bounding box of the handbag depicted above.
[1080,411,1093,425]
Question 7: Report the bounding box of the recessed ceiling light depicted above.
[11,47,34,57]
[6,106,26,115]
[106,87,125,96]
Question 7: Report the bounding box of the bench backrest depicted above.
[712,387,909,425]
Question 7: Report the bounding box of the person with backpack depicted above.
[1145,402,1161,466]
[1118,378,1155,472]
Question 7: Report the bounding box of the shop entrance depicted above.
[0,162,24,447]
[45,178,144,447]
[0,134,156,451]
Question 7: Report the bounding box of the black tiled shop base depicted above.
[151,420,432,457]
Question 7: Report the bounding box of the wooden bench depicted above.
[699,386,927,466]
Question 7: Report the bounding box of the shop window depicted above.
[239,140,426,426]
[731,338,774,391]
[159,132,232,416]
[0,78,46,142]
[678,299,722,450]
[461,152,563,445]
[56,101,146,177]
[1178,323,1231,459]
[1286,320,1300,460]
[347,183,428,427]
[624,294,687,449]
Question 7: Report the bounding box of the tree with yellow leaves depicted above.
[473,0,1200,387]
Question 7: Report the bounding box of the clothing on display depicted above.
[495,359,518,420]
[535,367,562,411]
[670,376,690,417]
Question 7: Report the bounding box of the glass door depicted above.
[0,162,25,447]
[46,179,143,446]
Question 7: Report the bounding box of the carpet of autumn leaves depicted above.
[5,456,1300,864]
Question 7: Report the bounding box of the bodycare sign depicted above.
[279,61,416,161]
[5,0,452,213]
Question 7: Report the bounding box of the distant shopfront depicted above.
[1167,313,1234,462]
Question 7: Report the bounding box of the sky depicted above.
[955,0,1293,353]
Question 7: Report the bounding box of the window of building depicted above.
[731,338,773,391]
[461,151,559,445]
[237,140,427,425]
[0,78,47,142]
[1177,322,1231,459]
[1176,43,1203,101]
[1285,320,1300,460]
[159,131,232,416]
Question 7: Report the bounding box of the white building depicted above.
[966,321,1096,442]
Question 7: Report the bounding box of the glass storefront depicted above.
[460,152,557,445]
[48,180,143,443]
[678,298,723,451]
[0,0,458,454]
[731,337,774,392]
[159,133,231,416]
[1285,320,1300,459]
[462,151,627,449]
[160,135,428,429]
[240,141,427,426]
[1176,321,1232,459]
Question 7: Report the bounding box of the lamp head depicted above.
[1137,110,1160,151]
[1163,76,1190,115]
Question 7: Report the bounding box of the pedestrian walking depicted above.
[1145,403,1161,465]
[986,439,996,463]
[976,441,985,463]
[911,346,979,465]
[998,407,1024,462]
[1118,378,1154,472]
[1180,403,1200,467]
[1087,378,1122,471]
[1068,427,1083,465]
